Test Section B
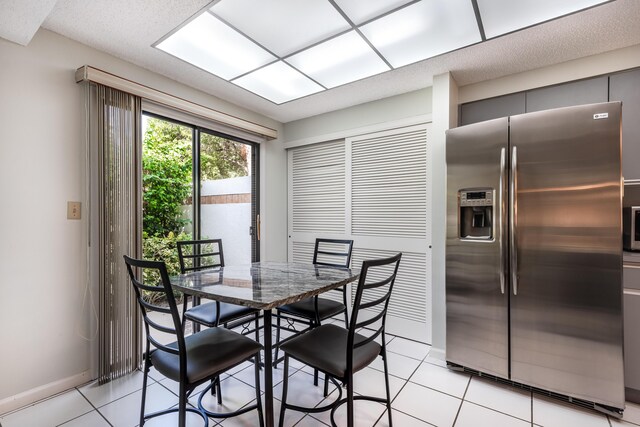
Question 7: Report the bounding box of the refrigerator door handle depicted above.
[510,146,518,296]
[499,147,506,294]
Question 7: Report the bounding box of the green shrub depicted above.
[142,119,193,237]
[142,231,191,303]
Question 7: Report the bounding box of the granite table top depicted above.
[170,261,360,310]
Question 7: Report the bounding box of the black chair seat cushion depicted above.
[151,327,262,384]
[278,297,345,321]
[280,324,381,379]
[184,301,258,327]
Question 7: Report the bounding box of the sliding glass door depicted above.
[142,114,259,272]
[198,130,258,264]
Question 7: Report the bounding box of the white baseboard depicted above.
[428,347,446,361]
[0,371,92,416]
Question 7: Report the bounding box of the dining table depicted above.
[170,261,360,427]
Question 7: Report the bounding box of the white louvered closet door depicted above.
[287,124,431,343]
[349,125,431,342]
[288,140,347,262]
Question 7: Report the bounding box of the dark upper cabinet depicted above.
[525,76,609,113]
[459,93,526,126]
[610,69,640,181]
[459,70,640,180]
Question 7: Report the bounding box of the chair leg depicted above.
[139,363,150,427]
[312,320,319,386]
[323,373,329,397]
[343,308,349,329]
[346,372,354,427]
[254,353,265,427]
[274,312,281,368]
[255,313,262,368]
[214,376,222,404]
[278,355,290,427]
[382,348,393,427]
[178,382,187,427]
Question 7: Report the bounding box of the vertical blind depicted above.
[90,83,142,383]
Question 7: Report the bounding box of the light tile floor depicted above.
[2,330,640,427]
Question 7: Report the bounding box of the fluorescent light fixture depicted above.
[333,0,415,25]
[233,62,324,104]
[360,0,481,68]
[155,0,611,104]
[157,12,275,80]
[287,31,390,88]
[211,0,350,57]
[477,0,609,39]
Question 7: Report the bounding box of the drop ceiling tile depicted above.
[211,0,351,57]
[156,12,275,80]
[286,31,390,88]
[360,0,481,68]
[477,0,610,39]
[233,61,324,104]
[333,0,415,25]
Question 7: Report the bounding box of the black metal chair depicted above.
[178,239,262,402]
[274,238,354,377]
[123,255,264,427]
[178,239,261,337]
[278,252,402,427]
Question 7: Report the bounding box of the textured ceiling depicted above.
[0,0,58,46]
[7,0,639,123]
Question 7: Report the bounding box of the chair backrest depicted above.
[177,239,225,273]
[313,238,354,268]
[347,253,402,356]
[123,256,186,366]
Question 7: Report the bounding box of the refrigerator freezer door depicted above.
[509,102,624,409]
[446,117,509,378]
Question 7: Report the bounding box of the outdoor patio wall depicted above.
[0,29,284,411]
[184,176,253,265]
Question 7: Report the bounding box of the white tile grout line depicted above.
[56,386,113,427]
[367,343,433,426]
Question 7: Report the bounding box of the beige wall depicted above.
[0,28,283,411]
[283,88,432,142]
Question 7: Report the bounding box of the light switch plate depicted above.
[67,201,81,220]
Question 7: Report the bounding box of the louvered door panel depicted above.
[351,129,427,238]
[287,124,431,343]
[291,241,314,264]
[292,141,345,234]
[352,248,428,325]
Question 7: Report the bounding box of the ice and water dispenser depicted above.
[458,189,494,240]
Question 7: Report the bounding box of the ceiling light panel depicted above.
[211,0,351,57]
[233,61,324,104]
[333,0,415,25]
[477,0,609,39]
[156,12,275,80]
[359,0,481,69]
[287,31,390,88]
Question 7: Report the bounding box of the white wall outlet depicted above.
[67,201,81,220]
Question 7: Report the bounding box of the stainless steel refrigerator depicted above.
[445,101,625,413]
